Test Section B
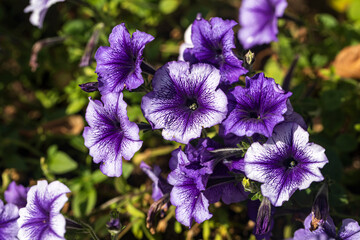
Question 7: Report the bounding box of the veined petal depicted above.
[95,23,153,93]
[244,122,328,206]
[84,92,142,177]
[142,62,227,144]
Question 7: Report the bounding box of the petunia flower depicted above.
[222,72,292,138]
[244,122,328,207]
[95,23,154,94]
[167,147,213,227]
[24,0,64,29]
[168,138,248,227]
[0,199,19,239]
[141,61,228,144]
[83,92,143,177]
[184,17,248,86]
[4,181,29,209]
[238,0,287,49]
[17,180,71,240]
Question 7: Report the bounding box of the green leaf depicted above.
[263,58,284,85]
[321,89,344,111]
[316,14,338,29]
[159,0,180,14]
[126,203,145,219]
[35,90,60,109]
[203,220,211,240]
[131,219,143,239]
[66,98,87,114]
[47,145,78,174]
[114,177,130,194]
[91,170,108,184]
[347,0,360,21]
[174,220,182,234]
[122,162,134,179]
[85,187,97,215]
[335,133,358,152]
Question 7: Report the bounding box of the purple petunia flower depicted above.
[24,0,64,29]
[184,17,248,86]
[0,199,19,239]
[141,61,228,144]
[168,138,247,227]
[95,23,154,94]
[222,73,292,138]
[17,180,70,240]
[4,181,29,209]
[244,122,328,207]
[167,147,213,227]
[292,213,360,240]
[238,0,287,49]
[83,92,143,177]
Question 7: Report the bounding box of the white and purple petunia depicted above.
[167,138,248,227]
[95,23,154,94]
[17,180,70,240]
[83,92,143,177]
[292,213,360,240]
[222,72,292,138]
[238,0,287,49]
[0,199,19,239]
[24,0,64,29]
[141,61,228,144]
[167,146,213,227]
[244,122,328,207]
[183,17,248,86]
[4,181,29,209]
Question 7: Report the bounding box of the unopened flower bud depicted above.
[310,182,329,231]
[255,197,272,235]
[107,211,123,237]
[79,82,99,92]
[245,50,255,66]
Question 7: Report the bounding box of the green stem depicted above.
[2,138,43,157]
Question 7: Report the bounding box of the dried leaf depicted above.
[333,44,360,79]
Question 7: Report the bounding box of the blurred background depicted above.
[1,0,360,239]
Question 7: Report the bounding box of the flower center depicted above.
[215,48,222,56]
[249,111,260,119]
[186,98,198,111]
[283,157,298,169]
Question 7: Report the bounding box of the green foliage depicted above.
[47,145,78,174]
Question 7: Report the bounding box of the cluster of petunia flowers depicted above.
[77,8,360,239]
[16,0,360,239]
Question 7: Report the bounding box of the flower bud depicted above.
[310,182,329,231]
[79,82,99,93]
[255,197,272,235]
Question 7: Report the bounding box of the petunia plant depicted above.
[2,0,360,239]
